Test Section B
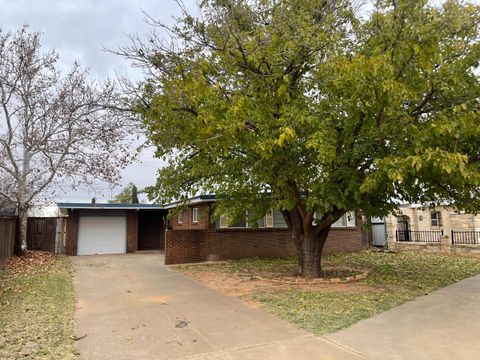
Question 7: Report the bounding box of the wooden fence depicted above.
[0,217,16,268]
[27,217,57,253]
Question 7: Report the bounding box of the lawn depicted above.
[0,252,77,359]
[175,251,480,335]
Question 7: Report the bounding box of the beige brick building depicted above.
[385,205,480,242]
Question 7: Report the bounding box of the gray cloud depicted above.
[0,0,197,202]
[0,0,195,78]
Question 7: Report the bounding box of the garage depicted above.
[77,212,127,255]
[58,203,167,256]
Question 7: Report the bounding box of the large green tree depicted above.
[109,182,140,204]
[123,0,480,277]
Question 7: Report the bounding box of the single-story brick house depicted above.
[162,196,367,264]
[58,197,368,264]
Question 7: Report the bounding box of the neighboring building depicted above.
[371,204,480,246]
[27,205,68,254]
[0,206,16,217]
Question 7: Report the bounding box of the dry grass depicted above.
[176,250,480,334]
[0,252,77,359]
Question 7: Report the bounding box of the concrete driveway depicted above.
[72,253,480,359]
[71,253,362,360]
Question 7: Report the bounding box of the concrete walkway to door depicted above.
[71,253,363,360]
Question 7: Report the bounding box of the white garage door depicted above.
[77,215,126,255]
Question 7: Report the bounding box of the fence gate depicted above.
[371,217,387,246]
[27,218,56,253]
[396,219,410,241]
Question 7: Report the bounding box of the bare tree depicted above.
[0,26,134,255]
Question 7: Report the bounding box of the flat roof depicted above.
[163,195,216,209]
[58,195,218,211]
[57,203,165,210]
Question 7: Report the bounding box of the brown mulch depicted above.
[183,270,377,308]
[238,267,369,284]
[3,251,56,277]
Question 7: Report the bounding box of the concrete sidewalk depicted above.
[326,274,480,360]
[71,253,364,360]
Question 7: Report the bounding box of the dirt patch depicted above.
[240,266,370,284]
[183,270,377,308]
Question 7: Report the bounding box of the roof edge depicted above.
[57,202,165,210]
[163,195,216,209]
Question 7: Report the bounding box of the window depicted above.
[431,211,442,227]
[332,215,346,227]
[218,212,248,228]
[192,208,199,223]
[219,214,228,228]
[230,212,248,228]
[218,210,287,229]
[332,211,356,228]
[177,210,183,224]
[346,212,356,227]
[265,209,274,228]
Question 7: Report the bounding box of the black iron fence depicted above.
[451,231,480,245]
[396,230,443,243]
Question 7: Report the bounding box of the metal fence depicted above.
[0,217,16,268]
[396,230,443,243]
[451,231,480,245]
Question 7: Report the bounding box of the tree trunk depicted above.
[17,206,29,256]
[297,226,330,278]
[283,207,338,279]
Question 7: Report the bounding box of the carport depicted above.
[57,203,167,256]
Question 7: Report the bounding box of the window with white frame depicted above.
[218,211,248,228]
[265,209,274,228]
[192,208,199,223]
[177,210,183,224]
[218,209,288,229]
[219,214,229,228]
[332,215,346,227]
[331,211,356,228]
[345,212,356,227]
[431,211,442,227]
[229,211,248,228]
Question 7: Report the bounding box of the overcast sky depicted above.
[3,1,478,204]
[0,0,197,203]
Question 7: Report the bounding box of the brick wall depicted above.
[65,210,79,256]
[171,203,210,231]
[126,210,138,253]
[165,221,366,265]
[65,210,138,255]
